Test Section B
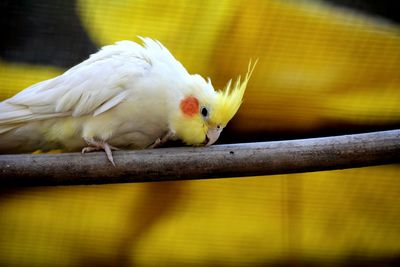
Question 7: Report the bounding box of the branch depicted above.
[0,130,399,186]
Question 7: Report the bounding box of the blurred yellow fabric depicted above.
[0,0,399,266]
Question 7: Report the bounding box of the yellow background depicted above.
[0,0,399,266]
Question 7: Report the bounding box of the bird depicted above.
[0,37,255,165]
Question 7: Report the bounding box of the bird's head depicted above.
[170,61,256,146]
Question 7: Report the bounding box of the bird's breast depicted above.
[82,98,170,149]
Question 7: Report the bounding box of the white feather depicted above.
[93,90,129,117]
[0,40,156,128]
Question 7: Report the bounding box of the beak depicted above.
[205,127,223,146]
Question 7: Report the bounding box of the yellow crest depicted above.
[211,60,257,126]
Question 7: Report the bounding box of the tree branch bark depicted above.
[0,129,399,186]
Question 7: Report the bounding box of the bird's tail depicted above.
[0,102,20,134]
[0,101,29,134]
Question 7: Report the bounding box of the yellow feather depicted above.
[211,60,257,126]
[171,115,207,145]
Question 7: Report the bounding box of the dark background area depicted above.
[0,0,399,69]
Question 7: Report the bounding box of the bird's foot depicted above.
[147,131,175,149]
[82,137,119,166]
[148,138,162,149]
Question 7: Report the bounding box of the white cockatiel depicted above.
[0,37,254,165]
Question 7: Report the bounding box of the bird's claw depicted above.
[148,138,162,149]
[147,131,175,149]
[82,138,118,166]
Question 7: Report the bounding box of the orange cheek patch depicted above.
[180,96,199,117]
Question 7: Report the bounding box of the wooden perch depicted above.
[0,129,399,187]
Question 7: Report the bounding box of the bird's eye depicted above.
[200,106,209,118]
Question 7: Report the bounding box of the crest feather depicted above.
[211,60,257,126]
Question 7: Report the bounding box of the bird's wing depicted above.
[0,41,152,130]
